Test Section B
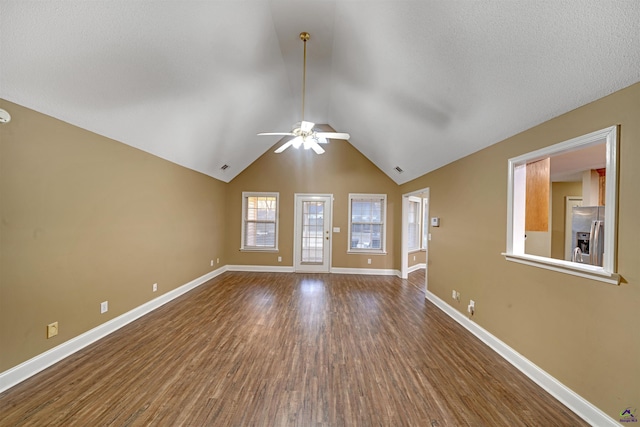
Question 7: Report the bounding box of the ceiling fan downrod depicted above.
[256,31,350,155]
[300,32,310,122]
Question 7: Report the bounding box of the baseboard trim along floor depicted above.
[226,265,295,273]
[2,268,616,427]
[0,266,228,393]
[424,289,618,427]
[226,265,401,276]
[331,267,401,276]
[2,265,396,392]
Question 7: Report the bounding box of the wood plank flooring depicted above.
[0,271,587,426]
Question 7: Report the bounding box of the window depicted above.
[241,192,279,251]
[422,197,429,249]
[348,194,387,253]
[504,126,619,284]
[407,196,421,251]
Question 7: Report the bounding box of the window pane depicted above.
[256,222,275,247]
[246,203,257,220]
[302,201,324,263]
[245,222,257,246]
[408,224,419,249]
[408,200,420,250]
[349,195,386,252]
[422,199,429,249]
[245,221,275,247]
[372,202,382,222]
[243,193,278,249]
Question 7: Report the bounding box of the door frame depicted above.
[401,188,430,292]
[293,193,333,273]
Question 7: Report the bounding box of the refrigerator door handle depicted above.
[589,220,597,265]
[593,220,603,266]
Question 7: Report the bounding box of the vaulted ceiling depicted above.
[2,1,639,184]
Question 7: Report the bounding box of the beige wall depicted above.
[0,100,228,371]
[226,138,400,270]
[408,250,426,268]
[400,82,640,419]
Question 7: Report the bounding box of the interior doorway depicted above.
[294,194,333,272]
[401,188,430,293]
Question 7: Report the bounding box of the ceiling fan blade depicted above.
[258,132,295,136]
[300,121,315,132]
[310,142,325,154]
[274,140,294,153]
[315,132,350,140]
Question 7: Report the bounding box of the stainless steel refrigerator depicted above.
[571,206,605,266]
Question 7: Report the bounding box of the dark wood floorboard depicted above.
[0,271,587,426]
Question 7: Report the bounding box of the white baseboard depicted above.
[226,264,295,273]
[331,267,401,276]
[424,290,618,427]
[0,266,228,394]
[226,265,400,276]
[407,263,426,274]
[8,268,607,425]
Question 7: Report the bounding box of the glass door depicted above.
[294,194,332,272]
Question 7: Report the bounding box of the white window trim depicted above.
[503,126,620,285]
[240,191,279,252]
[348,193,387,254]
[407,196,422,252]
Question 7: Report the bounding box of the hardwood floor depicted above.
[0,271,587,426]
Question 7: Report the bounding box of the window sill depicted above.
[502,253,620,285]
[348,250,387,255]
[240,248,279,253]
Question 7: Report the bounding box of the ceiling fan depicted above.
[257,32,350,154]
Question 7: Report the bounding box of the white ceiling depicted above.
[2,1,639,184]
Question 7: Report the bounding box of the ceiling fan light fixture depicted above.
[300,120,314,133]
[258,32,350,154]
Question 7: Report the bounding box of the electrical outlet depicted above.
[100,301,108,314]
[210,260,214,266]
[47,322,58,338]
[278,256,282,262]
[413,255,416,261]
[152,283,158,292]
[468,300,475,315]
[216,258,219,264]
[367,258,372,265]
[452,290,460,301]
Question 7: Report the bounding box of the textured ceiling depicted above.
[2,1,639,184]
